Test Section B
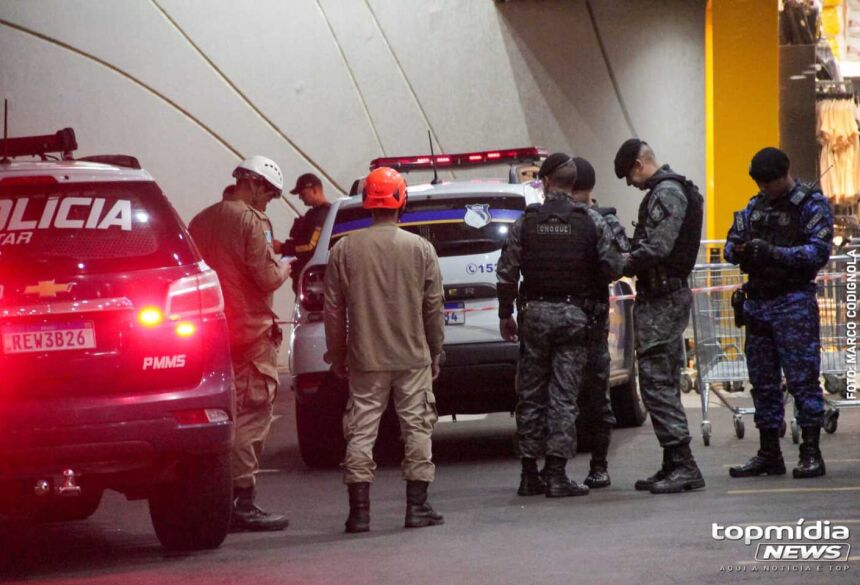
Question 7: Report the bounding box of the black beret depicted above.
[572,157,596,191]
[614,138,644,179]
[538,152,573,179]
[749,147,790,183]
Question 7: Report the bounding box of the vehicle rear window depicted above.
[0,180,195,275]
[330,196,525,257]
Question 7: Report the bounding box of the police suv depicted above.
[0,129,233,551]
[289,148,645,467]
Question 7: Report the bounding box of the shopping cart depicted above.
[688,244,857,446]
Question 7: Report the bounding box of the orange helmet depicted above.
[362,167,407,210]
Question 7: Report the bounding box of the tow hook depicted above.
[56,469,82,497]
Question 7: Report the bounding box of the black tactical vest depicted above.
[633,172,703,279]
[521,196,601,299]
[746,184,818,286]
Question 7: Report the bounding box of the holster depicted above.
[731,286,747,328]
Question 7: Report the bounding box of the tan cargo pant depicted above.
[231,337,280,490]
[342,367,438,484]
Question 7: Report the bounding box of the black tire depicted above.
[31,490,103,523]
[610,375,648,428]
[296,376,402,469]
[149,452,231,551]
[823,409,839,434]
[296,394,347,469]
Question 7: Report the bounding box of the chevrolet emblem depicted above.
[24,280,75,298]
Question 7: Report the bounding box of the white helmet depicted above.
[233,155,284,194]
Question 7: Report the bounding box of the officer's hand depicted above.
[747,239,774,266]
[500,317,518,342]
[332,362,349,380]
[431,354,442,381]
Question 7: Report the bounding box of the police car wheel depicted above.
[610,376,647,428]
[296,397,346,469]
[149,452,231,551]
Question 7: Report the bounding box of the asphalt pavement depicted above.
[1,385,858,585]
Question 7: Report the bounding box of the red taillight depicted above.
[138,307,164,327]
[175,322,196,337]
[300,266,326,312]
[165,267,224,321]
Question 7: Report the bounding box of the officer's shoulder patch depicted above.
[647,197,668,224]
[817,227,832,240]
[789,184,816,206]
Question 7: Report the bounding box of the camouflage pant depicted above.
[579,307,617,432]
[633,288,692,447]
[744,290,825,429]
[516,301,590,459]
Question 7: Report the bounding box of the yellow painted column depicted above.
[706,0,780,240]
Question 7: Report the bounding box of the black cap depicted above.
[749,147,790,183]
[538,152,573,179]
[289,172,322,195]
[614,138,644,179]
[572,157,596,191]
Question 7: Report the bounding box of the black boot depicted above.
[634,448,671,491]
[793,426,826,478]
[584,426,611,489]
[344,482,370,533]
[650,444,706,494]
[518,457,546,496]
[405,481,444,528]
[544,455,589,498]
[729,428,786,477]
[231,487,289,532]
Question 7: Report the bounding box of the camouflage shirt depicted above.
[623,165,688,277]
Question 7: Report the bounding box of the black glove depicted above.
[746,239,774,267]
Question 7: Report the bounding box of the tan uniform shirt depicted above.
[188,200,288,362]
[324,223,444,372]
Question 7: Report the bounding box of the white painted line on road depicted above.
[723,459,860,468]
[727,486,860,495]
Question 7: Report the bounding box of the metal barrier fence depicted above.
[688,242,858,445]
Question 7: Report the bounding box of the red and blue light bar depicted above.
[369,147,547,171]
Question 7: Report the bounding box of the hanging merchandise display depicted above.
[816,80,860,205]
[848,0,860,63]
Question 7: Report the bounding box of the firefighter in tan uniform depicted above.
[324,167,445,533]
[189,155,290,531]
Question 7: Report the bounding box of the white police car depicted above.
[289,148,644,467]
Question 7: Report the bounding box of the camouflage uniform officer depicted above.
[725,147,832,479]
[497,153,623,498]
[189,156,290,531]
[570,157,630,489]
[614,139,705,494]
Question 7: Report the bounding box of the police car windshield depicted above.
[0,181,195,276]
[331,195,525,257]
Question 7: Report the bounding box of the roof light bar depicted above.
[0,128,77,160]
[369,147,547,172]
